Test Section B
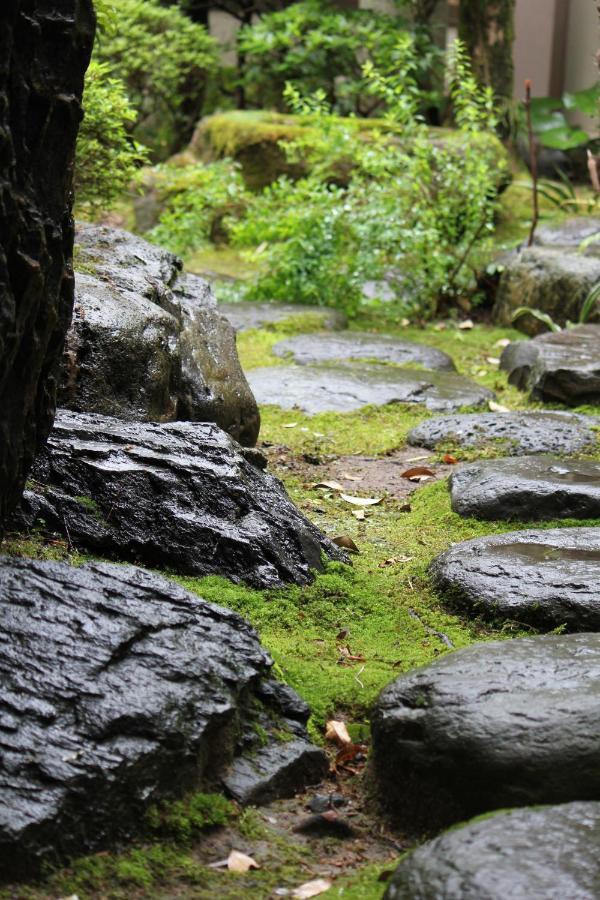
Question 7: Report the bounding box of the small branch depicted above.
[588,149,600,193]
[524,79,539,247]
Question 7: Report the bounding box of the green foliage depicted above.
[230,39,503,318]
[75,61,147,211]
[527,84,599,151]
[147,160,251,255]
[512,280,600,333]
[237,0,444,118]
[146,792,234,843]
[93,0,217,158]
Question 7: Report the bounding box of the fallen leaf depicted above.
[340,471,362,481]
[488,400,510,413]
[442,454,458,465]
[335,742,367,768]
[458,319,474,330]
[400,466,435,480]
[282,422,298,428]
[495,338,511,348]
[378,555,414,568]
[405,454,431,462]
[227,850,260,873]
[341,493,382,507]
[476,369,488,377]
[312,480,344,491]
[399,503,412,513]
[352,509,366,520]
[337,645,366,662]
[292,878,332,899]
[332,535,359,553]
[486,356,501,365]
[325,720,352,746]
[336,628,350,640]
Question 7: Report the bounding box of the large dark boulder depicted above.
[430,527,600,632]
[0,2,95,529]
[449,455,600,521]
[370,633,600,833]
[64,223,259,446]
[407,410,600,456]
[13,409,346,587]
[0,556,327,880]
[384,802,600,900]
[500,326,600,405]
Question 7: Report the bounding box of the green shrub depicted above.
[93,0,217,158]
[237,0,444,119]
[75,60,148,211]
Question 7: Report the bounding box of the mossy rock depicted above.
[188,110,509,191]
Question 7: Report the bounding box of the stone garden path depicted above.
[218,298,600,898]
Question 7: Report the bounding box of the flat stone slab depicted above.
[247,364,494,414]
[218,301,347,332]
[272,332,456,371]
[500,325,600,404]
[430,527,600,631]
[370,633,600,832]
[535,217,600,253]
[0,556,326,879]
[450,455,600,520]
[384,802,600,900]
[12,410,346,588]
[407,410,599,455]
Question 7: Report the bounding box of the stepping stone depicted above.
[247,364,494,414]
[218,300,347,332]
[500,325,600,404]
[0,556,327,879]
[272,332,456,371]
[12,410,346,588]
[450,455,600,520]
[384,802,600,900]
[370,633,600,832]
[430,527,600,631]
[407,410,599,455]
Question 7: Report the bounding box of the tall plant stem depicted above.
[524,79,539,247]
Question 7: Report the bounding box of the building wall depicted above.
[564,0,598,129]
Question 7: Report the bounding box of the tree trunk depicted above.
[458,0,516,103]
[0,1,95,532]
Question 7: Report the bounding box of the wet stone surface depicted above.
[450,455,600,521]
[407,410,600,455]
[247,364,494,414]
[272,332,456,371]
[12,410,346,588]
[384,802,600,900]
[370,632,600,832]
[500,325,600,405]
[0,556,326,880]
[218,301,347,332]
[430,527,600,631]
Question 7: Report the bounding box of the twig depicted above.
[524,79,539,247]
[588,149,600,193]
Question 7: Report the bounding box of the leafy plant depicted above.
[512,281,600,332]
[93,0,218,158]
[75,61,148,211]
[237,0,444,119]
[527,83,599,151]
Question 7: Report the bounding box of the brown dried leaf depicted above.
[227,850,260,873]
[325,719,352,746]
[400,466,435,480]
[352,509,366,520]
[340,471,362,481]
[442,454,458,465]
[312,480,344,491]
[488,400,510,413]
[458,318,474,330]
[292,878,332,899]
[332,535,360,553]
[340,493,382,507]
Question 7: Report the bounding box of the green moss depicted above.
[146,792,235,843]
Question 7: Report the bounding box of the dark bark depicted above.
[458,0,515,102]
[0,1,95,532]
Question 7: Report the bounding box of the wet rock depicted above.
[218,300,347,332]
[429,527,600,631]
[0,556,323,879]
[0,2,94,529]
[247,364,494,414]
[450,456,600,521]
[272,333,456,371]
[384,802,600,900]
[500,325,600,404]
[370,633,600,832]
[13,410,346,588]
[494,219,600,334]
[64,224,259,446]
[407,410,599,455]
[223,739,328,806]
